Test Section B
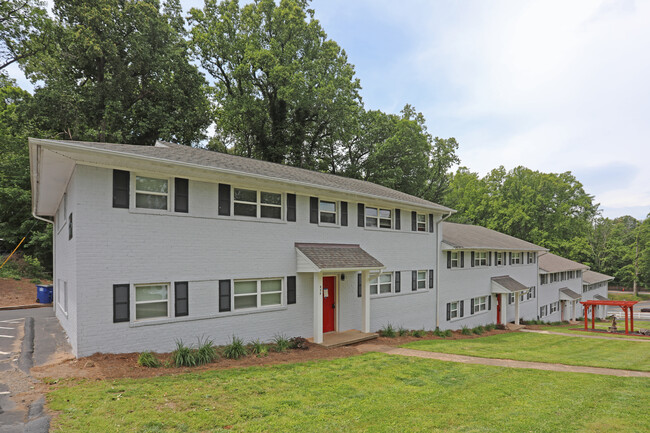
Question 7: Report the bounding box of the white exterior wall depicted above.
[438,250,539,330]
[66,164,440,356]
[538,273,584,322]
[582,281,610,319]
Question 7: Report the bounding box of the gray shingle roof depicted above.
[559,287,582,300]
[582,270,614,285]
[34,138,453,212]
[538,252,589,273]
[594,294,609,301]
[442,222,545,251]
[295,243,384,270]
[491,275,529,293]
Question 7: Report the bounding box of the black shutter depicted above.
[429,214,434,233]
[219,280,231,312]
[358,203,365,227]
[112,170,130,208]
[411,211,417,231]
[174,178,189,213]
[218,184,231,216]
[287,194,296,222]
[460,300,464,317]
[395,271,401,293]
[113,284,129,323]
[488,295,492,310]
[471,298,475,314]
[68,213,73,240]
[357,273,362,298]
[429,269,434,289]
[175,282,188,317]
[446,303,451,321]
[395,209,401,230]
[341,201,348,226]
[309,197,318,223]
[287,276,296,304]
[509,252,512,265]
[447,251,451,269]
[411,270,417,291]
[460,251,465,268]
[471,251,475,267]
[488,251,492,266]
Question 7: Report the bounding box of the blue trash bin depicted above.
[36,284,53,304]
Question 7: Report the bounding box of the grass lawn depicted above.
[403,333,650,371]
[537,320,650,339]
[608,292,650,301]
[47,353,649,433]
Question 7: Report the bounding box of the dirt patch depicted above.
[0,277,52,308]
[31,329,513,381]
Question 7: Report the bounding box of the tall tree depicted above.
[0,0,49,71]
[190,0,361,166]
[24,0,211,145]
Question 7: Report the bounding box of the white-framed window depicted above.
[135,176,169,210]
[449,301,459,319]
[527,287,535,300]
[473,296,488,313]
[527,252,536,264]
[135,283,170,320]
[233,278,283,310]
[233,188,282,219]
[319,200,337,224]
[496,252,504,266]
[540,274,547,285]
[508,293,515,304]
[550,302,558,313]
[366,207,392,229]
[450,251,459,268]
[417,213,427,232]
[370,273,392,295]
[474,251,488,267]
[511,252,521,265]
[417,270,427,289]
[540,305,548,317]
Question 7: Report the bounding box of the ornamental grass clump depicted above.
[195,337,218,365]
[411,329,426,338]
[223,335,247,360]
[472,326,485,335]
[485,323,496,331]
[137,351,161,368]
[249,339,269,357]
[461,326,472,335]
[397,326,409,337]
[171,340,197,367]
[273,334,291,352]
[379,323,396,338]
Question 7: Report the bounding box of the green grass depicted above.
[47,353,649,433]
[537,321,650,339]
[404,333,650,371]
[608,292,650,301]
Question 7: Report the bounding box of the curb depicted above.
[0,304,51,311]
[18,317,34,374]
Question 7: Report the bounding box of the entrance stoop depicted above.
[309,329,379,348]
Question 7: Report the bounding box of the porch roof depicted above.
[594,294,609,301]
[491,275,529,294]
[559,287,582,301]
[295,243,384,272]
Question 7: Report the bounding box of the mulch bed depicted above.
[31,329,512,381]
[0,277,52,308]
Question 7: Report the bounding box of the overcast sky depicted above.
[7,0,649,219]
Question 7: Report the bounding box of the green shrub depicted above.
[472,326,484,335]
[496,323,506,330]
[195,337,217,365]
[223,335,247,359]
[137,351,161,368]
[411,329,426,338]
[397,326,409,337]
[379,323,396,338]
[289,337,309,350]
[273,334,291,352]
[461,326,472,335]
[171,340,196,367]
[443,329,452,337]
[30,278,42,284]
[485,323,496,331]
[249,339,269,357]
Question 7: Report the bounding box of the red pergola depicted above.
[580,300,639,335]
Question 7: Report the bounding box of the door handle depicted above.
[332,303,336,309]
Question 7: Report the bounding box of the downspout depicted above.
[435,211,453,329]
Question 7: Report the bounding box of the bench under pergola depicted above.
[580,300,639,334]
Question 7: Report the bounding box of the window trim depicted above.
[232,187,283,220]
[449,301,459,319]
[133,175,170,211]
[450,251,459,268]
[496,252,504,266]
[319,199,339,225]
[134,283,171,322]
[473,295,488,314]
[416,270,427,290]
[474,251,488,267]
[370,272,393,296]
[511,252,522,265]
[365,206,393,230]
[416,213,427,232]
[232,277,284,311]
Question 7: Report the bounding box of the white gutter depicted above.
[435,211,454,329]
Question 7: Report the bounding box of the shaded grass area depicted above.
[48,353,649,433]
[537,320,650,339]
[404,333,650,371]
[608,292,650,301]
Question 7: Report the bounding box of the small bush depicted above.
[223,335,247,360]
[138,351,160,368]
[485,323,496,331]
[273,334,291,352]
[443,329,452,338]
[289,336,309,350]
[472,326,484,335]
[30,278,42,284]
[379,323,396,338]
[461,326,472,335]
[249,339,269,357]
[171,340,196,367]
[195,337,217,365]
[496,324,506,330]
[411,329,426,338]
[397,326,409,337]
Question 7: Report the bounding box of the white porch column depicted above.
[572,301,576,321]
[515,294,520,325]
[313,272,323,344]
[502,294,507,325]
[361,270,371,333]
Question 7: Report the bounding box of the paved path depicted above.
[521,328,650,342]
[356,344,650,377]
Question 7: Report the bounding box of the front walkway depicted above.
[356,344,650,378]
[521,329,650,342]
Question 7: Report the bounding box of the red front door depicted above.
[323,276,336,333]
[496,294,501,324]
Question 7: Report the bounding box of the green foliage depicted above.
[461,326,472,336]
[171,340,196,367]
[472,326,485,335]
[195,338,217,365]
[288,337,308,350]
[222,335,247,360]
[137,351,161,368]
[397,326,409,337]
[0,0,50,72]
[485,324,496,331]
[443,330,452,338]
[411,329,426,338]
[0,253,46,279]
[249,339,268,357]
[272,334,291,353]
[379,323,396,338]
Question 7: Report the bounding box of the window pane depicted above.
[418,271,426,280]
[234,202,257,217]
[370,285,378,295]
[320,201,336,213]
[136,176,168,193]
[136,302,167,319]
[379,283,391,294]
[136,285,168,302]
[418,281,426,289]
[379,219,392,229]
[379,209,391,219]
[417,214,426,223]
[234,295,257,310]
[365,217,378,227]
[261,206,281,219]
[234,281,257,295]
[365,207,378,217]
[320,212,336,224]
[261,279,282,293]
[261,293,281,306]
[369,276,378,285]
[380,274,391,283]
[136,193,167,210]
[234,188,256,203]
[261,192,281,205]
